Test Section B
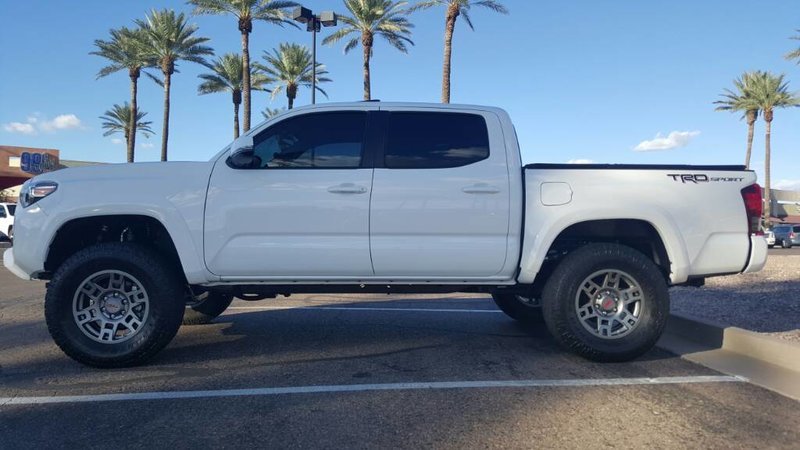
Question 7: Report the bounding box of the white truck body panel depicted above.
[519,167,759,285]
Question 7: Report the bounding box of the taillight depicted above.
[740,184,763,236]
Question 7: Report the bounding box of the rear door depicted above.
[369,108,512,279]
[204,109,377,279]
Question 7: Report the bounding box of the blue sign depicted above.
[20,152,58,175]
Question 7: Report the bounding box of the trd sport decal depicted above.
[667,174,745,184]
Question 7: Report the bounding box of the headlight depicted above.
[21,181,58,208]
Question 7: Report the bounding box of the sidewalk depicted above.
[661,256,800,400]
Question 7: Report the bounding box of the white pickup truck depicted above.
[4,102,768,368]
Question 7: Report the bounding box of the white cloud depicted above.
[774,179,800,191]
[566,159,595,164]
[2,122,36,135]
[111,138,124,145]
[634,130,700,152]
[39,114,82,132]
[2,113,83,135]
[140,142,154,149]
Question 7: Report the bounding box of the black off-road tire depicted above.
[183,291,234,325]
[44,243,185,368]
[491,293,544,323]
[541,243,669,362]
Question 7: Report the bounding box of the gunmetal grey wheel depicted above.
[541,243,669,362]
[72,270,150,344]
[574,269,643,339]
[45,243,185,368]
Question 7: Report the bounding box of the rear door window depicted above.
[384,112,490,169]
[7,205,15,216]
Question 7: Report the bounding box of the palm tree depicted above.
[258,43,331,109]
[198,53,270,138]
[747,72,800,222]
[714,72,760,169]
[412,0,507,103]
[188,0,298,133]
[786,29,800,63]
[323,0,413,100]
[262,107,287,119]
[100,103,155,147]
[136,9,214,161]
[91,27,157,162]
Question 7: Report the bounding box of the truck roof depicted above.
[286,101,508,115]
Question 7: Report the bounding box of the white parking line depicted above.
[0,376,745,406]
[227,306,502,314]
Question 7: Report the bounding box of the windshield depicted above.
[6,205,15,216]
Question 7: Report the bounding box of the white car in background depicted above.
[0,202,15,241]
[765,230,776,248]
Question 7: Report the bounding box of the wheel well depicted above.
[44,215,185,281]
[527,219,671,296]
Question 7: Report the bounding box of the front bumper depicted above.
[4,248,31,280]
[743,235,768,273]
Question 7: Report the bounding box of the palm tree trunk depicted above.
[128,74,138,163]
[442,6,459,104]
[764,117,772,223]
[745,120,754,170]
[242,30,251,133]
[362,32,372,100]
[233,102,240,139]
[288,95,295,110]
[161,71,171,162]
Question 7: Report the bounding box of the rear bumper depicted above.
[743,235,768,273]
[3,248,31,280]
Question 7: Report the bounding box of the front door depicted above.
[204,110,375,279]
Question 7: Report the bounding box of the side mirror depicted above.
[227,135,259,169]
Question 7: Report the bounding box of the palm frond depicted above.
[99,102,154,138]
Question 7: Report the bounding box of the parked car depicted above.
[0,202,15,242]
[765,230,776,248]
[772,224,800,248]
[3,102,768,368]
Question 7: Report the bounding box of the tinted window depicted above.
[385,112,490,169]
[794,226,800,232]
[252,112,367,169]
[7,205,15,216]
[0,208,5,218]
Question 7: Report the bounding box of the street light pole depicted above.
[311,18,317,105]
[292,7,337,106]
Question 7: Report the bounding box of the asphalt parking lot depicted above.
[1,262,798,448]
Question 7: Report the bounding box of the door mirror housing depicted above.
[227,135,260,169]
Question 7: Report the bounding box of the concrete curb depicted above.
[658,313,800,400]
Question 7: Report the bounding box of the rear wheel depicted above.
[781,239,792,249]
[541,243,669,362]
[183,291,234,325]
[7,226,12,243]
[44,243,185,368]
[491,293,544,323]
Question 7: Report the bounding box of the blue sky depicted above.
[1,0,798,189]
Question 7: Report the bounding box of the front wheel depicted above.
[44,243,185,368]
[541,243,669,362]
